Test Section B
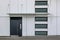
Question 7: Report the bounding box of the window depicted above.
[35,1,48,5]
[35,8,47,13]
[35,0,48,36]
[35,17,48,21]
[35,24,47,28]
[35,31,47,35]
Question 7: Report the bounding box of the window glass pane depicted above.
[35,24,47,28]
[35,17,48,21]
[35,31,47,35]
[35,1,47,5]
[35,8,47,12]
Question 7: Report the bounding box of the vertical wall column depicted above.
[22,15,35,36]
[26,15,35,36]
[57,0,60,35]
[22,15,27,36]
[48,16,57,35]
[48,0,57,35]
[0,16,10,36]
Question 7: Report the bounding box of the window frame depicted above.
[35,1,48,5]
[35,17,48,21]
[35,8,48,13]
[35,24,47,28]
[35,31,47,35]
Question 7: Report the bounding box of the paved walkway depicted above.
[0,36,60,40]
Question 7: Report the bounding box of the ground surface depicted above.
[0,36,60,40]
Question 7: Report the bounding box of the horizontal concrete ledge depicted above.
[0,35,60,38]
[8,13,48,15]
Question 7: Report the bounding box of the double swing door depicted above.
[10,17,22,36]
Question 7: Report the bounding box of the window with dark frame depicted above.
[35,24,47,28]
[35,1,48,5]
[35,8,48,13]
[35,31,47,35]
[35,17,48,21]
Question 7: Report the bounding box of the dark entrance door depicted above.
[10,17,22,37]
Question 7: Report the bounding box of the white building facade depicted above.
[0,0,60,36]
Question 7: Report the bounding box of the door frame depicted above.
[10,17,22,37]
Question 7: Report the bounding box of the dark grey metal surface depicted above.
[10,17,22,37]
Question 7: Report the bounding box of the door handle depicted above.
[20,24,22,29]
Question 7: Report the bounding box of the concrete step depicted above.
[0,36,60,40]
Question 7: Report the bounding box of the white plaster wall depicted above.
[48,16,57,35]
[9,0,35,13]
[0,0,60,36]
[0,0,9,16]
[48,0,60,35]
[48,0,56,16]
[57,0,60,16]
[48,0,57,35]
[22,15,27,36]
[57,17,60,35]
[19,0,27,13]
[26,15,35,36]
[0,16,10,36]
[26,0,35,13]
[56,0,60,35]
[0,0,10,36]
[10,0,27,13]
[9,0,18,13]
